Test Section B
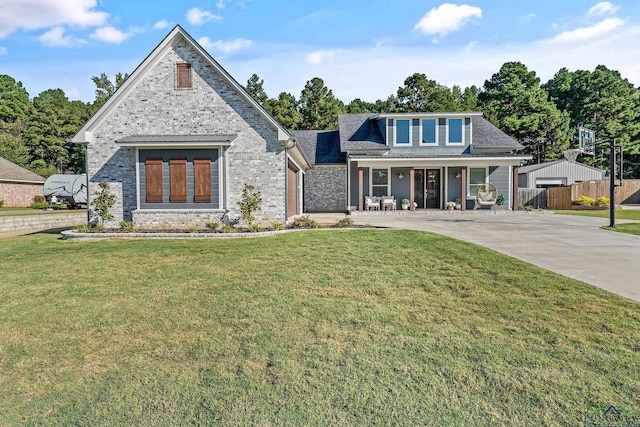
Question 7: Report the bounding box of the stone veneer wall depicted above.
[0,212,85,233]
[87,35,286,228]
[0,182,44,207]
[304,165,347,212]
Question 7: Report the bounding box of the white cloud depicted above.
[198,37,252,55]
[216,0,228,9]
[0,0,108,39]
[548,18,624,43]
[588,2,617,16]
[90,26,133,44]
[38,26,85,47]
[186,8,221,26]
[414,3,482,37]
[0,47,6,55]
[521,13,536,22]
[306,50,337,64]
[153,20,170,30]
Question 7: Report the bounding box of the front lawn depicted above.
[555,208,640,220]
[603,222,640,235]
[1,230,639,425]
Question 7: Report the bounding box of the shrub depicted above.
[74,224,90,232]
[575,195,596,206]
[221,225,236,233]
[119,221,136,232]
[91,182,116,224]
[205,221,220,230]
[0,199,4,207]
[249,223,263,233]
[188,225,198,233]
[290,215,318,229]
[92,223,105,233]
[237,184,262,226]
[496,194,505,205]
[335,217,354,228]
[596,197,610,207]
[269,221,285,230]
[30,195,49,209]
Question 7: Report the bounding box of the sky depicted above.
[1,0,640,104]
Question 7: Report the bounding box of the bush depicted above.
[237,184,262,226]
[119,221,136,232]
[0,199,4,208]
[575,195,596,206]
[249,223,263,233]
[221,225,236,233]
[188,226,198,233]
[596,197,610,207]
[335,217,354,228]
[91,182,116,224]
[92,223,105,233]
[74,224,90,232]
[290,216,318,229]
[30,195,49,209]
[269,221,285,230]
[205,221,220,230]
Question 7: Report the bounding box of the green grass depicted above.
[555,209,640,220]
[1,230,639,425]
[603,222,640,235]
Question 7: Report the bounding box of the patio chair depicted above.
[474,183,497,209]
[364,196,380,211]
[381,196,396,211]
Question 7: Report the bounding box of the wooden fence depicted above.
[547,179,640,209]
[518,188,548,208]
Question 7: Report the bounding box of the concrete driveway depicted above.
[351,212,640,302]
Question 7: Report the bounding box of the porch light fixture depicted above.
[398,173,404,179]
[455,172,461,178]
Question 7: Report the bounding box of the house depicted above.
[0,157,46,207]
[294,113,530,212]
[71,25,310,228]
[518,159,606,188]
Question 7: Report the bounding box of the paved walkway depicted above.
[351,212,640,302]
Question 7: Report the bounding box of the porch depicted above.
[350,165,520,212]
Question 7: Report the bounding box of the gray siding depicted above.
[447,167,462,202]
[385,116,472,155]
[489,165,510,204]
[87,37,286,226]
[521,161,606,188]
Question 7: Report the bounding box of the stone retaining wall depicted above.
[0,212,86,233]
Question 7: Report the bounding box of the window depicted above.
[447,118,463,144]
[176,63,192,89]
[371,168,389,196]
[421,119,437,145]
[468,167,488,197]
[395,119,411,145]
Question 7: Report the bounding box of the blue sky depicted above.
[1,1,640,103]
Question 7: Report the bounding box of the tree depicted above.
[396,73,455,112]
[544,65,640,173]
[0,133,30,166]
[0,74,32,138]
[453,85,480,111]
[237,183,262,226]
[298,77,345,130]
[91,182,116,225]
[91,72,129,111]
[264,92,300,130]
[23,89,89,174]
[479,62,570,163]
[346,98,378,114]
[245,73,268,105]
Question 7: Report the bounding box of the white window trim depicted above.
[446,118,465,146]
[419,118,438,146]
[467,166,489,198]
[369,167,391,196]
[392,118,412,146]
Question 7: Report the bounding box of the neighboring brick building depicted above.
[0,157,45,207]
[71,25,310,229]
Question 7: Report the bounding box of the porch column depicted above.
[460,167,467,211]
[512,166,519,211]
[358,168,364,212]
[409,167,415,211]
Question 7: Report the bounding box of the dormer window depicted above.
[176,63,192,89]
[394,119,411,145]
[421,119,437,145]
[447,118,464,145]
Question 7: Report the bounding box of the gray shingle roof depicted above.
[0,157,46,183]
[291,130,345,165]
[338,114,387,152]
[518,159,605,174]
[349,152,524,160]
[471,116,523,150]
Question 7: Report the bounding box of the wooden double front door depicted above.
[414,169,441,209]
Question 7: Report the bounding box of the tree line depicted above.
[1,61,639,178]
